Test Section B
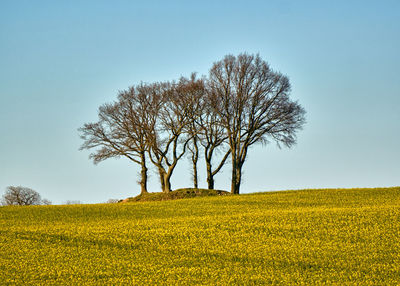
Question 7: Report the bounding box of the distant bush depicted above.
[41,199,52,205]
[105,199,119,204]
[64,200,82,205]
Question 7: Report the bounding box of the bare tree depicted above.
[146,81,193,193]
[208,53,306,194]
[2,186,42,206]
[79,83,162,194]
[178,74,206,189]
[198,88,231,190]
[175,74,231,190]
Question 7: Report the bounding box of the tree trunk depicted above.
[206,160,214,189]
[162,172,172,193]
[158,167,166,193]
[191,137,199,188]
[192,160,198,188]
[207,176,215,190]
[140,152,148,194]
[230,157,242,194]
[205,145,230,190]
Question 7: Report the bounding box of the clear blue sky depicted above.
[1,0,399,204]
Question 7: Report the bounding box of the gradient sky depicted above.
[1,0,399,204]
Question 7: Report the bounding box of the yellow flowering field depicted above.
[1,187,399,285]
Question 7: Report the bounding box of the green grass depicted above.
[1,187,399,285]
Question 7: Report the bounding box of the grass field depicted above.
[1,187,399,285]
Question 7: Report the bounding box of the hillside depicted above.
[1,187,399,284]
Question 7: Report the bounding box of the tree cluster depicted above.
[1,186,52,206]
[79,53,306,194]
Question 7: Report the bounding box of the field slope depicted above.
[1,187,399,285]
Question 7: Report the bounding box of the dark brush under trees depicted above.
[79,53,306,194]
